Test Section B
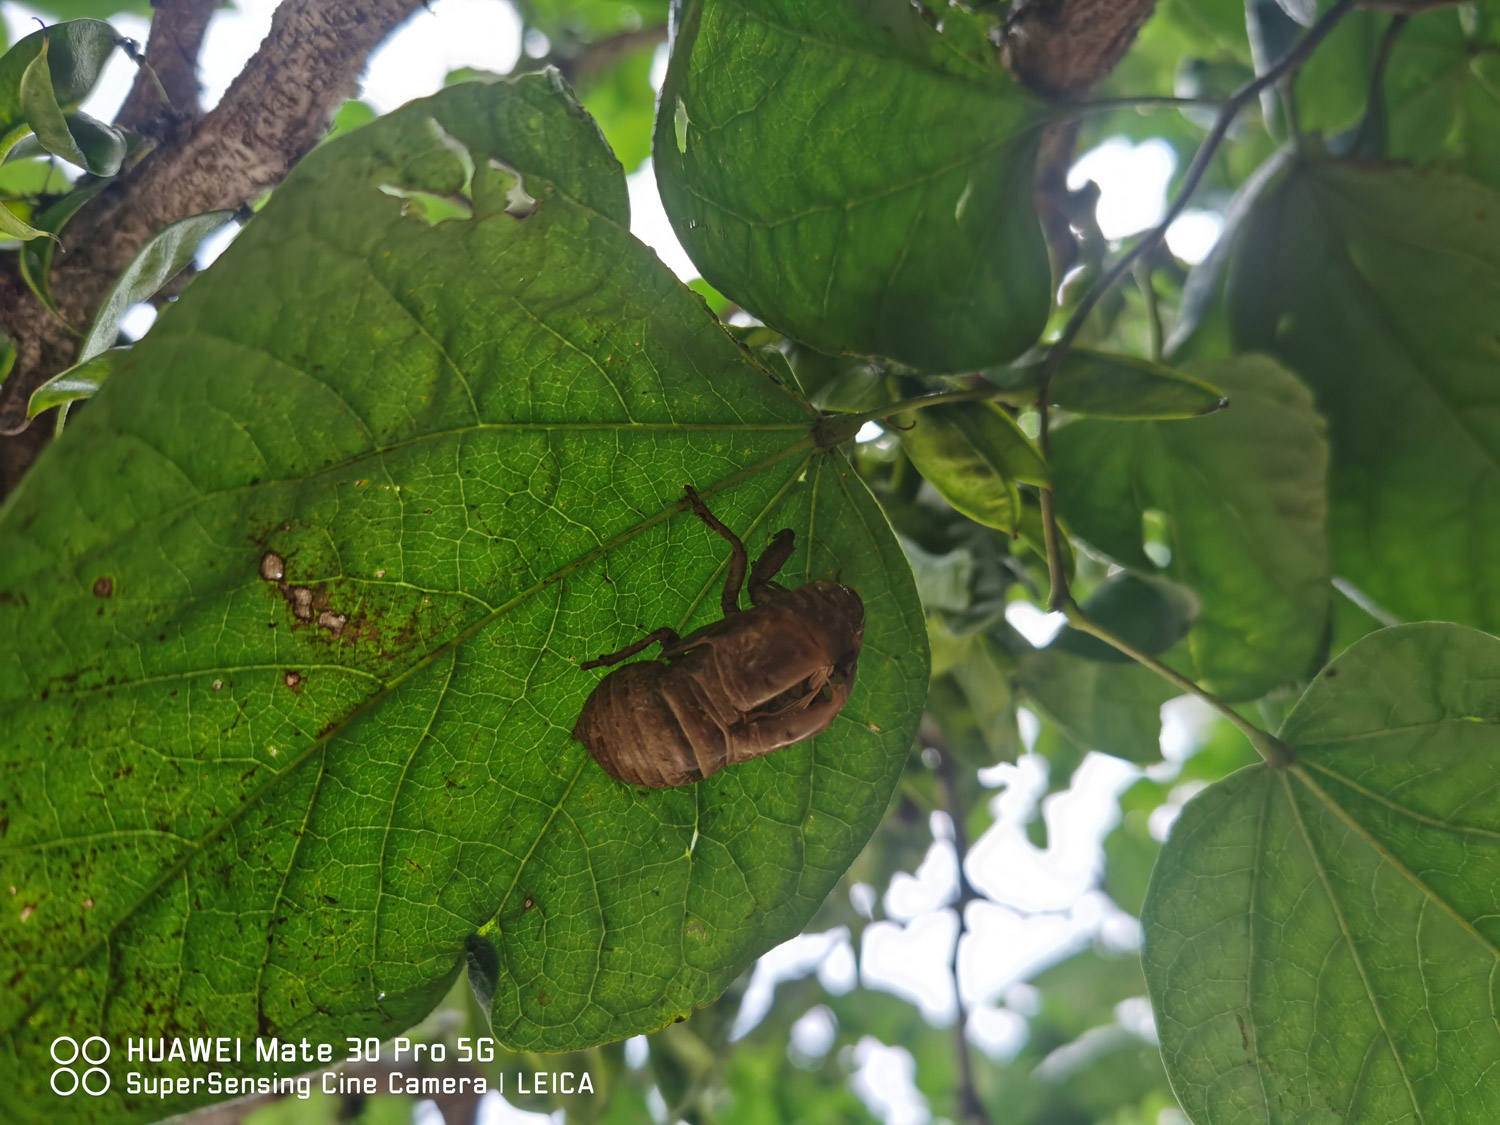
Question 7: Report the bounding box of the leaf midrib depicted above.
[0,436,815,1036]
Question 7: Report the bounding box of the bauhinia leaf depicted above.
[1228,160,1500,630]
[0,73,927,1124]
[653,0,1052,372]
[899,402,1047,534]
[1051,356,1330,702]
[1145,623,1500,1123]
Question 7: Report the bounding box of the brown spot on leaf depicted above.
[317,611,347,637]
[523,896,534,911]
[283,671,302,691]
[288,587,314,621]
[260,551,285,582]
[92,576,114,598]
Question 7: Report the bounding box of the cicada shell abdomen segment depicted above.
[573,580,865,789]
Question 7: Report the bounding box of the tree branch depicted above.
[1004,0,1158,98]
[925,724,991,1125]
[115,0,221,131]
[0,0,426,491]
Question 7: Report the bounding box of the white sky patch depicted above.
[855,421,885,442]
[968,753,1138,913]
[883,838,958,921]
[1068,136,1177,240]
[730,928,849,1040]
[627,161,699,281]
[851,1038,931,1125]
[117,302,157,341]
[861,910,959,1024]
[476,1092,560,1125]
[967,1003,1028,1061]
[1167,208,1224,264]
[198,0,279,110]
[1005,600,1066,647]
[361,0,523,113]
[789,1004,838,1062]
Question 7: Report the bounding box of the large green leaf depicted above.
[653,0,1052,372]
[1145,623,1500,1123]
[0,74,927,1124]
[1051,356,1330,702]
[1227,161,1500,629]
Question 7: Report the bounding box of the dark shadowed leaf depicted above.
[0,74,926,1124]
[1051,571,1200,663]
[1227,161,1500,629]
[1045,348,1229,419]
[1145,624,1500,1123]
[653,0,1052,372]
[1051,356,1330,701]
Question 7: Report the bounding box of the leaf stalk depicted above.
[1059,597,1296,768]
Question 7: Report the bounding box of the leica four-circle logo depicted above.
[51,1036,111,1096]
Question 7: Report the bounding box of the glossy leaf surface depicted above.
[654,0,1051,372]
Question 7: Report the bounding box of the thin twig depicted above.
[1059,597,1295,766]
[1352,14,1411,153]
[1030,0,1358,608]
[1135,258,1164,362]
[928,729,992,1125]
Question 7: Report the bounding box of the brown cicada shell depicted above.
[572,487,865,788]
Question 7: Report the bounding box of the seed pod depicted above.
[573,488,865,788]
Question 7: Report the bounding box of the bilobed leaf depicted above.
[1051,356,1330,701]
[1046,348,1228,419]
[0,74,927,1124]
[900,402,1047,533]
[1228,161,1500,630]
[1145,624,1500,1123]
[653,0,1052,372]
[78,208,236,363]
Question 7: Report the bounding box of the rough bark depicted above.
[114,0,220,131]
[1004,0,1160,283]
[0,0,426,494]
[1004,0,1159,98]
